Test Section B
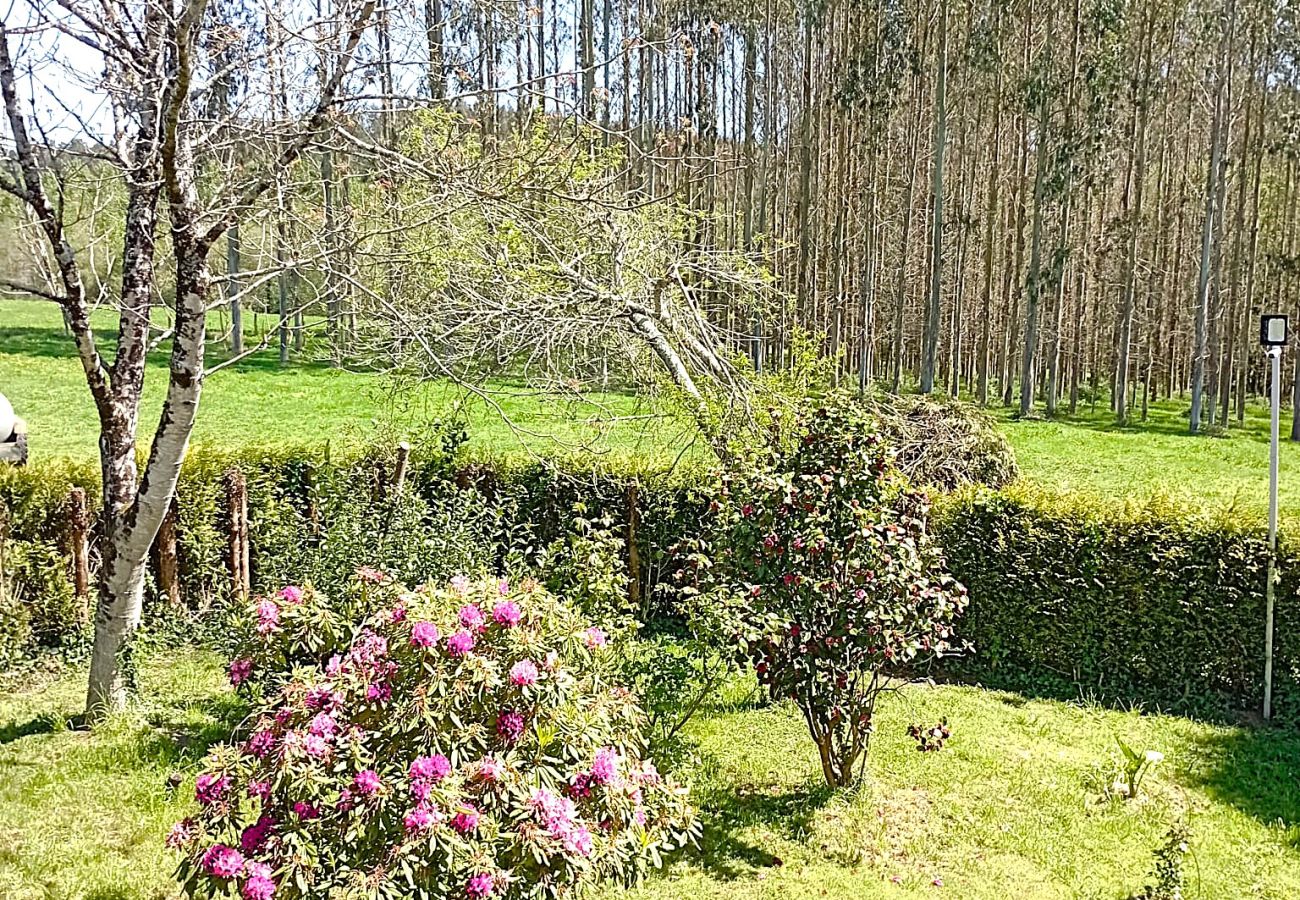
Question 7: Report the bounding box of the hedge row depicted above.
[2,441,1296,724]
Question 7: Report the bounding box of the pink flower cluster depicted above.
[509,659,539,686]
[492,600,522,627]
[459,604,487,631]
[582,627,607,649]
[450,804,480,834]
[228,657,254,686]
[465,871,497,898]
[530,788,594,858]
[352,769,382,796]
[195,772,230,806]
[255,600,280,636]
[277,585,303,604]
[496,710,526,744]
[446,630,476,656]
[242,861,276,900]
[200,843,244,878]
[410,621,440,649]
[240,814,275,854]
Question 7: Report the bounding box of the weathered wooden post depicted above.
[67,487,91,620]
[392,441,411,495]
[225,468,249,600]
[157,499,181,606]
[625,481,642,612]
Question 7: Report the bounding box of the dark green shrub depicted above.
[687,397,969,787]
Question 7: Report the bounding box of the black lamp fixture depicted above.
[1261,314,1289,348]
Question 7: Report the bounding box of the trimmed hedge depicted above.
[2,440,1297,725]
[935,488,1297,722]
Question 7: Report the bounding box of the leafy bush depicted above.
[937,487,1300,720]
[688,397,968,787]
[172,575,698,900]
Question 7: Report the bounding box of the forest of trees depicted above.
[4,0,1300,431]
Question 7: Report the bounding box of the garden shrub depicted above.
[172,575,698,899]
[936,487,1300,720]
[686,396,968,787]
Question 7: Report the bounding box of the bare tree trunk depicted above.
[920,0,949,395]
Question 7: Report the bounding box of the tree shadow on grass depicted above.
[0,712,58,745]
[690,773,836,880]
[1185,724,1300,830]
[134,692,250,768]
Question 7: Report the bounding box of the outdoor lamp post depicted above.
[1261,314,1287,720]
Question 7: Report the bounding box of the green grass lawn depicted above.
[2,650,1298,899]
[0,299,703,467]
[4,297,1299,515]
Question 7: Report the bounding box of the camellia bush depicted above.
[171,575,698,899]
[685,396,968,787]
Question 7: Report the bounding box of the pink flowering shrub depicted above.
[173,576,698,899]
[225,576,392,694]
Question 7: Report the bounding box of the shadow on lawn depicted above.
[136,692,250,767]
[1188,724,1300,829]
[0,712,58,745]
[692,776,835,879]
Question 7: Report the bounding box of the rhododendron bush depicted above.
[685,396,968,788]
[173,576,698,899]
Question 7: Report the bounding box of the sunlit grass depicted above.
[2,650,1298,899]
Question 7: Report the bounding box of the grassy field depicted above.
[3,297,1298,515]
[1,650,1297,899]
[0,300,702,466]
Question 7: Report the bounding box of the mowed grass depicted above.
[5,296,1300,514]
[1,650,1298,899]
[0,299,703,466]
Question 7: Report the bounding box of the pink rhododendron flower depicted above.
[353,770,381,795]
[247,780,272,802]
[582,626,607,649]
[491,600,522,627]
[200,844,244,879]
[325,655,343,677]
[302,733,331,759]
[568,771,595,799]
[389,603,408,624]
[563,824,594,857]
[497,578,510,595]
[255,600,281,635]
[242,861,276,900]
[477,756,504,782]
[228,657,254,686]
[409,754,451,782]
[165,818,196,850]
[195,772,230,806]
[404,804,437,833]
[496,710,526,743]
[277,585,303,604]
[410,621,440,649]
[634,807,648,826]
[365,681,392,704]
[356,566,386,584]
[291,801,319,820]
[592,747,621,785]
[466,872,496,899]
[304,685,339,710]
[446,629,476,656]
[245,730,276,759]
[450,804,480,834]
[449,574,471,594]
[240,815,275,854]
[308,712,337,738]
[459,604,486,631]
[509,659,539,686]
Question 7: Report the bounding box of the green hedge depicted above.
[936,488,1297,722]
[3,443,1297,725]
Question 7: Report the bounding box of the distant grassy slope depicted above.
[0,299,702,466]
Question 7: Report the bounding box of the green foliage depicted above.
[937,486,1300,721]
[686,396,969,787]
[1113,735,1163,801]
[1129,822,1191,900]
[173,576,698,900]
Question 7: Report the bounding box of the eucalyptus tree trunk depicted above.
[920,0,949,395]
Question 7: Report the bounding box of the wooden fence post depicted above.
[392,441,411,495]
[625,481,642,613]
[157,499,180,606]
[67,487,90,621]
[225,468,249,600]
